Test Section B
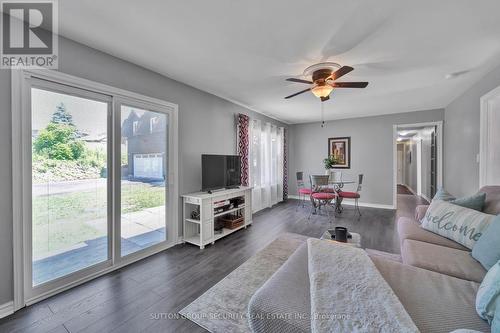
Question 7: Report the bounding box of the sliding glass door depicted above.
[29,81,113,295]
[119,104,168,257]
[20,73,177,304]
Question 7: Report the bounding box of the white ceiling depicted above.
[57,0,500,124]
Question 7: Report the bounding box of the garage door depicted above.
[133,153,164,179]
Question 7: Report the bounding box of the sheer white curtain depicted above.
[249,119,284,212]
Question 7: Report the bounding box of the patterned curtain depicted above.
[283,128,288,200]
[237,113,250,186]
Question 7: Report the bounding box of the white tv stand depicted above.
[182,187,252,249]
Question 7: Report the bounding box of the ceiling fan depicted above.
[284,62,368,102]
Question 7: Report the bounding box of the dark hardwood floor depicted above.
[0,196,419,333]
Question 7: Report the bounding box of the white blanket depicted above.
[307,238,419,333]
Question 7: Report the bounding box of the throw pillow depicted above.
[472,215,500,270]
[476,260,500,324]
[492,309,500,333]
[432,188,486,211]
[421,200,494,249]
[493,311,500,333]
[433,188,456,201]
[450,192,486,212]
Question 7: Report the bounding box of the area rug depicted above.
[179,232,308,333]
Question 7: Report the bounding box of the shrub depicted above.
[33,123,84,160]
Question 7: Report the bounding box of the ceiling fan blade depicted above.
[286,78,313,84]
[328,66,354,81]
[330,82,369,88]
[284,88,311,99]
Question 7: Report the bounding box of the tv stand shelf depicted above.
[181,187,252,249]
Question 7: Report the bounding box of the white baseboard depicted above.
[0,301,14,319]
[341,201,395,210]
[287,195,394,210]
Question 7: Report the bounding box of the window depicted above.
[133,120,139,135]
[150,116,160,133]
[12,69,178,306]
[248,119,284,212]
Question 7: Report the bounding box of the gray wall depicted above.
[444,63,500,197]
[0,37,287,305]
[288,109,444,206]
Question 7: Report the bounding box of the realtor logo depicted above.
[1,0,58,68]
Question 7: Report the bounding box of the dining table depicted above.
[309,178,356,215]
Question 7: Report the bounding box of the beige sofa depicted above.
[391,185,500,332]
[248,187,499,333]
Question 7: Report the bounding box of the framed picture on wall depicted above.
[327,137,351,169]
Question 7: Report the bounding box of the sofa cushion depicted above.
[480,186,500,215]
[476,260,500,324]
[472,215,500,270]
[398,217,469,251]
[402,239,486,283]
[248,243,310,333]
[421,200,494,249]
[371,255,491,333]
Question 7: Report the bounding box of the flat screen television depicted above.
[202,154,241,191]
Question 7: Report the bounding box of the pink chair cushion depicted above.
[339,191,360,199]
[323,188,336,193]
[298,188,312,195]
[311,192,336,200]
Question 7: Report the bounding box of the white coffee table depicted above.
[320,230,361,248]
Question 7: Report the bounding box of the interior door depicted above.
[27,80,113,300]
[397,150,404,184]
[430,127,437,197]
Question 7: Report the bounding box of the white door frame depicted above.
[480,85,500,187]
[11,69,179,309]
[392,121,443,208]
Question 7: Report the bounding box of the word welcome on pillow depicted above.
[421,200,494,249]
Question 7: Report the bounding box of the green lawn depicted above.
[33,182,165,258]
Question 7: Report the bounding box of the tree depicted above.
[33,123,85,160]
[51,103,74,126]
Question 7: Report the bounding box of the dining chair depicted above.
[296,172,312,211]
[308,175,337,220]
[338,174,363,218]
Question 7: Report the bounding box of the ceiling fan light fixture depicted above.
[311,84,333,98]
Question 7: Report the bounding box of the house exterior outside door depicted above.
[133,153,164,179]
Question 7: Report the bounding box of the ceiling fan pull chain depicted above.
[321,102,325,128]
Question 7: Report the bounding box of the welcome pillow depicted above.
[421,200,494,249]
